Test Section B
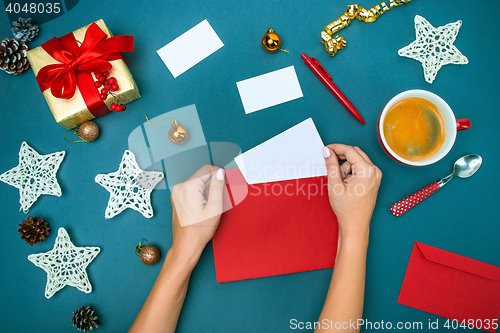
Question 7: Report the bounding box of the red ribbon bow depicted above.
[37,23,134,100]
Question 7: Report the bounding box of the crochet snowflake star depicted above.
[95,150,164,219]
[0,142,65,213]
[28,228,100,299]
[398,15,468,84]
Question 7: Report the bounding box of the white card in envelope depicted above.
[234,118,326,185]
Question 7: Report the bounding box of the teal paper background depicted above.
[0,0,499,332]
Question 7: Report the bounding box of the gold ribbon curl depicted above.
[321,0,411,56]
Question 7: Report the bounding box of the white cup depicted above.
[377,90,471,166]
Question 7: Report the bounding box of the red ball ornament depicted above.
[102,70,110,77]
[98,76,106,83]
[115,105,123,112]
[110,103,117,111]
[95,73,102,79]
[111,84,119,91]
[99,94,107,100]
[107,77,117,85]
[100,88,108,95]
[94,81,102,88]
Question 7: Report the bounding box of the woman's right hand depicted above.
[322,144,382,240]
[170,165,225,264]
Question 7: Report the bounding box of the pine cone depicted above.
[18,215,49,246]
[72,306,99,332]
[0,38,30,75]
[11,18,39,42]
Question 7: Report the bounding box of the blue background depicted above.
[0,0,499,332]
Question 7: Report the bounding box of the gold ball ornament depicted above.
[76,121,100,142]
[135,239,161,266]
[262,28,283,52]
[140,245,161,265]
[168,119,188,144]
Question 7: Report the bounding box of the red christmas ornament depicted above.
[99,94,107,100]
[107,77,117,85]
[94,81,102,88]
[100,88,108,95]
[115,105,123,112]
[98,76,106,83]
[111,84,119,91]
[102,70,110,77]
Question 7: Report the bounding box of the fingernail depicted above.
[216,168,225,181]
[322,147,331,159]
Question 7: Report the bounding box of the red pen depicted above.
[301,53,365,125]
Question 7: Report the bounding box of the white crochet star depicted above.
[398,15,468,83]
[0,141,65,213]
[95,150,164,219]
[28,228,100,299]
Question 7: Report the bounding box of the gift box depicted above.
[27,19,140,129]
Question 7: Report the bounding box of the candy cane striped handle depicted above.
[391,182,441,216]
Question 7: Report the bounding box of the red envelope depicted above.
[212,169,338,283]
[398,242,500,332]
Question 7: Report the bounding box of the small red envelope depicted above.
[398,242,500,332]
[212,169,338,283]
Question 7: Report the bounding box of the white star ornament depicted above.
[398,15,468,84]
[28,228,100,299]
[0,141,65,213]
[95,150,164,219]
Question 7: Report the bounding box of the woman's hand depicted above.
[170,164,225,264]
[323,144,382,241]
[316,144,381,332]
[130,164,226,333]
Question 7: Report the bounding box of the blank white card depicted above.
[157,20,224,78]
[236,66,303,114]
[235,118,326,185]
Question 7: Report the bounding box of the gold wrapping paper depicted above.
[27,19,140,129]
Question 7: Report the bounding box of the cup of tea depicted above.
[377,90,471,166]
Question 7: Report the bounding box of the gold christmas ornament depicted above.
[135,239,161,266]
[145,115,189,145]
[321,0,411,56]
[76,121,100,142]
[168,119,188,145]
[64,121,100,143]
[262,28,289,53]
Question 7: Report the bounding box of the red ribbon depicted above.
[36,23,134,117]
